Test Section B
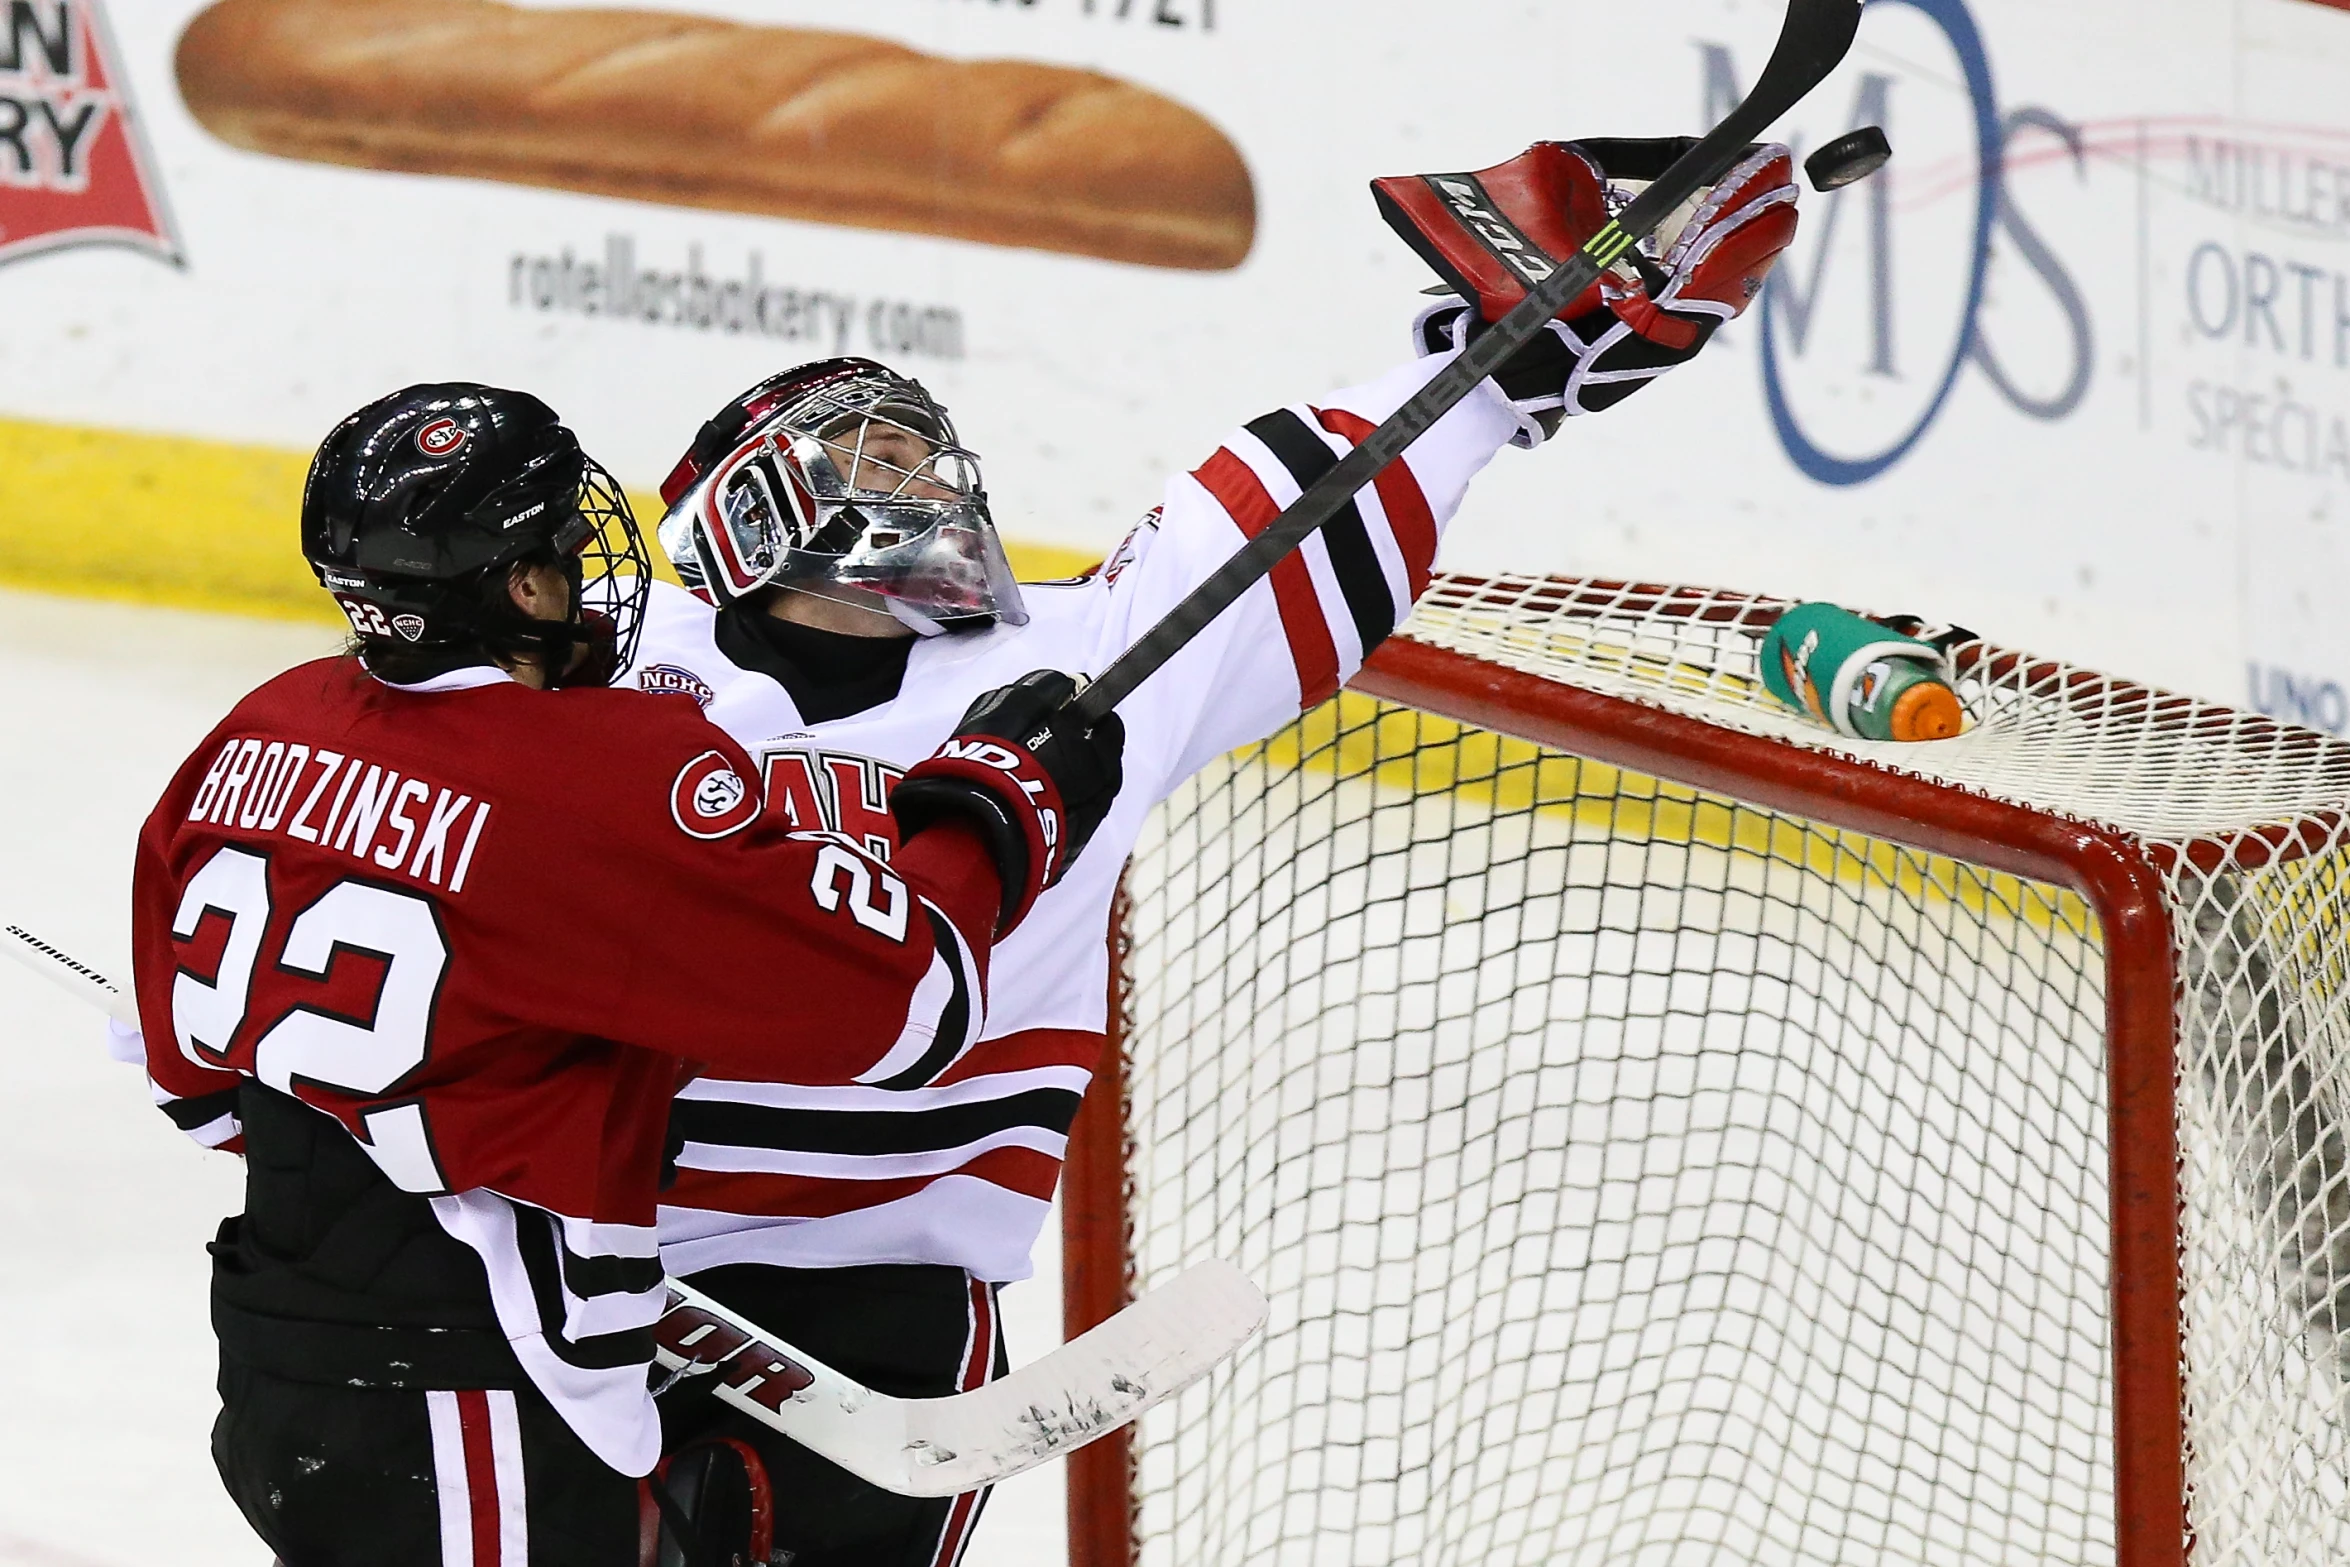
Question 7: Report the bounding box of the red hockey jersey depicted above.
[132,658,1001,1473]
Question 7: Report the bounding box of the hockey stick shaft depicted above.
[5,914,1269,1498]
[1074,0,1864,726]
[3,918,138,1027]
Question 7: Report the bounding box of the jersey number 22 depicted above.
[170,844,451,1192]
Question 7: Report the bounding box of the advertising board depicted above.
[7,0,2350,719]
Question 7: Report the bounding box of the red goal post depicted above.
[1063,573,2350,1567]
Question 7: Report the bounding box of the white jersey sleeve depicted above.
[1071,348,1521,790]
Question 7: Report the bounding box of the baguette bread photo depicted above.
[174,0,1256,271]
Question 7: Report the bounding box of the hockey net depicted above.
[1061,573,2350,1567]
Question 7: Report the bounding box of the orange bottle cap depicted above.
[1889,679,1963,742]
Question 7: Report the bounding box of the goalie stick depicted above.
[1072,0,1866,727]
[653,1259,1263,1498]
[0,913,1270,1499]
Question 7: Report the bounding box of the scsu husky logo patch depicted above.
[670,750,760,840]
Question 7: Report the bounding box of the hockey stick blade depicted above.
[7,913,1273,1499]
[1074,0,1863,726]
[657,1260,1267,1498]
[2,918,137,1027]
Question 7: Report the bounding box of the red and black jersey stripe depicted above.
[1243,408,1402,662]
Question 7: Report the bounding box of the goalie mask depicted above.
[657,358,1027,634]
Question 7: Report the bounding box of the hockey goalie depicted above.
[627,136,1802,1566]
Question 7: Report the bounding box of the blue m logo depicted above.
[1706,0,2094,485]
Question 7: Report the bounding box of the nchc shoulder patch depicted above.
[639,663,718,709]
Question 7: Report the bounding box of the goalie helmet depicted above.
[301,383,652,685]
[656,358,1027,633]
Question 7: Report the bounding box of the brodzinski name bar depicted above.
[508,235,966,360]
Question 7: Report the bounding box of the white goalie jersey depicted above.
[626,350,1522,1283]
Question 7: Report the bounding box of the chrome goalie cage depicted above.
[1061,573,2350,1567]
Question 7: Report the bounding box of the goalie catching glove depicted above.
[891,670,1125,935]
[1374,138,1800,444]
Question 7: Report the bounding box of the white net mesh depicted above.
[1107,576,2350,1567]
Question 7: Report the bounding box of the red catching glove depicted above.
[1373,138,1799,443]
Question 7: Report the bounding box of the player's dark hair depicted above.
[345,540,570,686]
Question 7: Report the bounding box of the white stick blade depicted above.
[655,1260,1266,1499]
[891,1258,1268,1498]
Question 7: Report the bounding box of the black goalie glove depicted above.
[892,671,1125,935]
[1875,613,1981,659]
[1376,138,1802,445]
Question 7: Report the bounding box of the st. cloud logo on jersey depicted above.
[415,418,469,459]
[670,750,761,840]
[697,771,743,815]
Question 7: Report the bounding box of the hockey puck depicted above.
[1805,127,1892,193]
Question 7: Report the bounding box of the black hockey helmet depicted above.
[301,383,652,685]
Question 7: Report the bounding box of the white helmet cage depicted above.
[660,364,1027,633]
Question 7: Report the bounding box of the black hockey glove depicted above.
[892,671,1126,935]
[1874,613,1981,659]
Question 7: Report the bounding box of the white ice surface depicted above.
[0,588,1065,1567]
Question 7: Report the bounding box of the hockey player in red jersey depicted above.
[124,384,1123,1567]
[624,138,1803,1564]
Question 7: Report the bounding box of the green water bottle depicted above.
[1759,602,1964,743]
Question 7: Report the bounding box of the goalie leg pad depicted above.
[643,1438,776,1567]
[654,1263,1005,1563]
